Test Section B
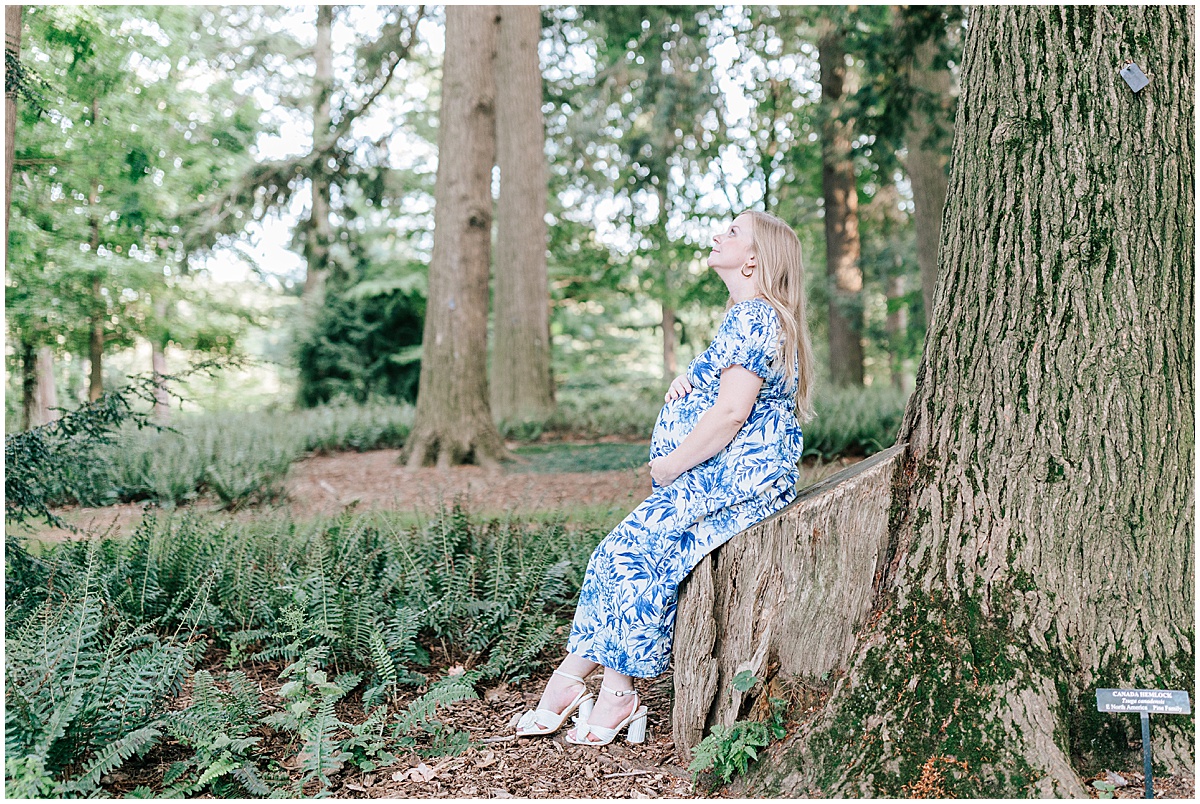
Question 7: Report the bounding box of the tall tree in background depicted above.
[746,5,1193,795]
[5,5,20,244]
[491,5,555,426]
[897,6,956,324]
[403,5,507,467]
[303,4,336,303]
[818,15,865,387]
[7,5,264,423]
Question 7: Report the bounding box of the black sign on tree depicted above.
[1095,689,1192,799]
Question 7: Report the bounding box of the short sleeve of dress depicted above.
[708,300,778,380]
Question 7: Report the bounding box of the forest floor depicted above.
[32,443,860,543]
[34,445,1194,799]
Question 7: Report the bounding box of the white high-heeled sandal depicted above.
[514,669,596,737]
[565,684,648,746]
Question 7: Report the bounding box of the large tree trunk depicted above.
[152,296,170,424]
[678,6,1194,797]
[403,5,507,468]
[303,3,335,304]
[818,21,864,387]
[5,5,20,248]
[901,12,953,326]
[491,5,555,426]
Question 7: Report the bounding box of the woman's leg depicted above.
[521,653,600,734]
[565,666,640,743]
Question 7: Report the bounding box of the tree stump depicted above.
[672,444,906,757]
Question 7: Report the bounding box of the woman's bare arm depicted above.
[649,364,763,486]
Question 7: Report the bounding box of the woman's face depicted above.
[706,214,755,274]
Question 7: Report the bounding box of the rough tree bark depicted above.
[491,5,556,426]
[303,3,335,304]
[678,6,1194,797]
[403,5,508,468]
[901,15,954,326]
[5,5,20,246]
[818,20,865,387]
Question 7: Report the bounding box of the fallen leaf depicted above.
[475,750,498,769]
[391,770,407,782]
[345,783,365,792]
[490,788,513,799]
[461,786,479,797]
[409,762,437,782]
[485,682,510,702]
[447,664,467,677]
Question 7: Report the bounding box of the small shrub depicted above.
[688,673,789,789]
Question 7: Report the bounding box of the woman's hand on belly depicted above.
[664,373,693,402]
[648,454,684,486]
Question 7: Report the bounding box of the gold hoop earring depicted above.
[740,265,754,278]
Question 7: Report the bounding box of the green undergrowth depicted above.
[40,401,417,510]
[508,442,649,474]
[689,671,789,791]
[31,384,905,512]
[5,505,607,797]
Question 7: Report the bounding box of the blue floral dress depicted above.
[566,298,805,678]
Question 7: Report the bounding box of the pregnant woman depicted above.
[515,210,815,746]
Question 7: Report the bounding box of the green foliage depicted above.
[7,6,265,395]
[688,675,789,789]
[6,504,606,795]
[40,400,414,508]
[5,358,237,529]
[391,674,479,758]
[802,385,908,459]
[4,539,205,797]
[159,670,270,797]
[294,282,425,408]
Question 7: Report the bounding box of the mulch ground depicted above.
[330,668,703,800]
[102,645,708,800]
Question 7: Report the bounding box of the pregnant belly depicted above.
[650,391,715,459]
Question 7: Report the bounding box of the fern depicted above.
[68,724,163,794]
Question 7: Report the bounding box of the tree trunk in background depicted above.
[35,346,58,426]
[818,22,864,387]
[661,304,678,380]
[5,5,21,248]
[902,16,953,326]
[87,120,103,402]
[303,3,335,304]
[20,340,36,430]
[152,296,170,424]
[739,6,1193,796]
[404,5,507,468]
[491,5,555,426]
[885,273,909,392]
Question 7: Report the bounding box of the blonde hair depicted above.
[741,210,816,422]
